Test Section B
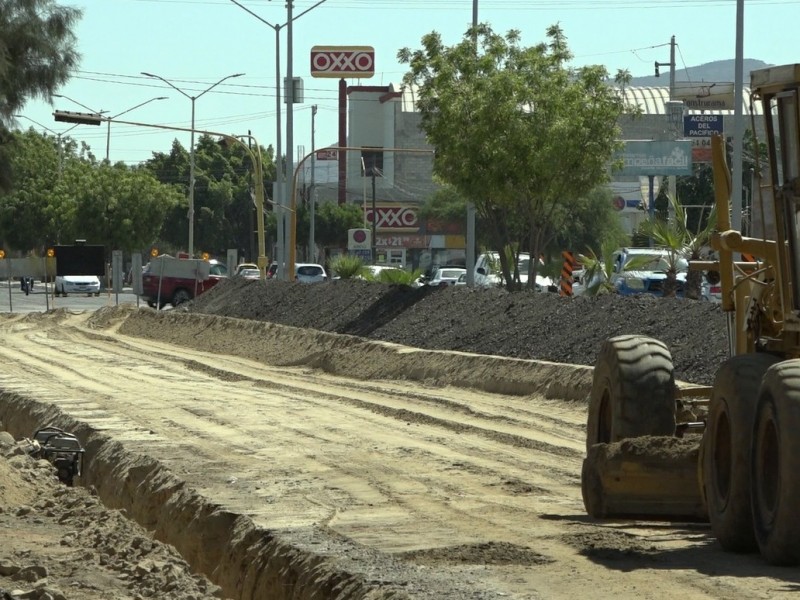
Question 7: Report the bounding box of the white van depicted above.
[474,252,554,291]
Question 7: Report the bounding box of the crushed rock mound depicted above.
[188,278,728,385]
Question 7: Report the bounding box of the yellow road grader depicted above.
[581,63,800,566]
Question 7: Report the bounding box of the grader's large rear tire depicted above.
[702,353,779,552]
[751,360,800,565]
[585,335,676,453]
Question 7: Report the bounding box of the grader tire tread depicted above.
[751,360,800,566]
[703,353,779,553]
[586,334,676,453]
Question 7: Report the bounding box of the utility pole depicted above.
[309,105,317,261]
[285,0,294,280]
[655,35,678,223]
[465,0,478,287]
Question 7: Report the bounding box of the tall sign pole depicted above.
[309,45,376,227]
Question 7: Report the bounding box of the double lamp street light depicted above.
[140,72,244,257]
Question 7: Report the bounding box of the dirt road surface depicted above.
[0,306,797,599]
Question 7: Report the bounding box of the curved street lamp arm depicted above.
[229,0,278,30]
[141,72,192,100]
[16,114,81,136]
[293,0,329,23]
[53,94,107,115]
[111,96,168,120]
[195,72,245,101]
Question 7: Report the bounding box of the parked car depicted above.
[267,262,329,283]
[361,265,404,279]
[295,263,328,283]
[234,262,259,276]
[428,267,467,287]
[454,273,468,286]
[237,268,261,280]
[474,252,554,291]
[55,275,101,297]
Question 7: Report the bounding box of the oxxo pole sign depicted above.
[310,46,375,78]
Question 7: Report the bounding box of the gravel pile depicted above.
[189,278,729,385]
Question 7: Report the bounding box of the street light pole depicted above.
[229,0,329,280]
[141,72,244,257]
[105,96,167,162]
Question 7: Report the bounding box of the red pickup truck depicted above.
[141,256,227,308]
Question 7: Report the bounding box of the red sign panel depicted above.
[311,46,375,79]
[315,149,338,160]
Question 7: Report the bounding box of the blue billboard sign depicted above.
[683,114,724,137]
[614,140,693,176]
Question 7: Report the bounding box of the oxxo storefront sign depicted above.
[367,205,419,232]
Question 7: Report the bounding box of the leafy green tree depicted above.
[1,128,182,255]
[548,186,629,257]
[311,202,364,250]
[399,24,633,290]
[0,127,72,250]
[0,0,82,193]
[143,135,275,259]
[70,163,183,255]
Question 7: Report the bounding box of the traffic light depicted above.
[0,250,5,259]
[654,61,660,77]
[53,110,103,125]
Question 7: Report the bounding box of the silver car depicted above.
[295,263,328,283]
[55,275,101,297]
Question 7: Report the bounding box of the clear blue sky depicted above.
[15,0,800,167]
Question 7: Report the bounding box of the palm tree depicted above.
[638,194,717,299]
[577,239,654,296]
[577,240,620,296]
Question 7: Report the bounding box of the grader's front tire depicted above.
[751,360,800,565]
[585,335,676,453]
[702,353,779,553]
[582,335,676,518]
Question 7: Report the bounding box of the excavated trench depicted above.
[0,309,603,599]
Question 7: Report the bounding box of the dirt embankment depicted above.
[0,304,795,600]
